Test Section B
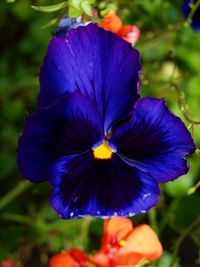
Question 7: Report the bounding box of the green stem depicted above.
[149,208,159,234]
[78,217,93,248]
[171,83,200,125]
[158,198,180,235]
[0,180,31,210]
[0,213,34,226]
[168,217,200,267]
[188,0,200,22]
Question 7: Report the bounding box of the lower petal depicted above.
[50,155,160,219]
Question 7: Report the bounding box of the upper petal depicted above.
[110,97,195,182]
[17,92,103,183]
[50,154,159,219]
[39,23,141,131]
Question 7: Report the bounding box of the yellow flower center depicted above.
[119,240,126,247]
[93,140,113,159]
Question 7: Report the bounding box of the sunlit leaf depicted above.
[31,1,67,13]
[6,0,16,3]
[187,187,196,195]
[68,5,82,17]
[68,0,96,17]
[70,0,81,8]
[81,1,93,16]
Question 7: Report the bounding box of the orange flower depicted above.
[98,13,123,33]
[92,217,163,266]
[118,25,141,45]
[99,13,141,45]
[0,259,15,267]
[49,249,92,267]
[49,218,162,267]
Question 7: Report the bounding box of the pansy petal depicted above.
[39,23,141,131]
[182,0,200,31]
[110,97,195,182]
[17,93,103,183]
[50,154,159,219]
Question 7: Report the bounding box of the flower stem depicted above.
[0,212,34,226]
[0,180,31,210]
[188,0,200,22]
[78,217,94,248]
[171,83,200,125]
[149,208,159,234]
[168,216,200,267]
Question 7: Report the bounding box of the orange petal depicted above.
[102,217,133,246]
[92,252,114,267]
[117,224,163,265]
[69,249,89,263]
[118,25,141,45]
[98,13,123,33]
[0,259,15,267]
[49,252,79,267]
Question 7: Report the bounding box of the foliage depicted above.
[0,0,200,266]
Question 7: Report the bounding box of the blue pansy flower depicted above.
[17,23,195,218]
[182,0,200,31]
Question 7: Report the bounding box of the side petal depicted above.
[117,224,163,265]
[50,154,159,219]
[182,0,191,18]
[39,23,141,131]
[110,97,195,182]
[17,93,103,183]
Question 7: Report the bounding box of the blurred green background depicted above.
[0,0,200,266]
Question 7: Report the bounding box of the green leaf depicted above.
[173,194,200,227]
[41,18,59,29]
[68,0,82,17]
[6,0,16,3]
[70,0,81,8]
[81,1,92,16]
[68,0,95,17]
[68,6,83,17]
[165,173,194,197]
[149,252,180,267]
[187,187,196,195]
[31,1,67,13]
